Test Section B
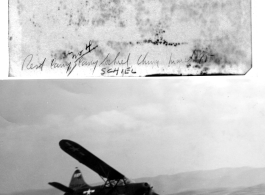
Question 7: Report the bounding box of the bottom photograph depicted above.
[0,79,265,195]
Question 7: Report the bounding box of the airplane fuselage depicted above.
[69,182,151,195]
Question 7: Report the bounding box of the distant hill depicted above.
[135,167,265,194]
[2,167,265,195]
[170,184,265,195]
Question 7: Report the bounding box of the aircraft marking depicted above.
[74,173,82,178]
[83,189,95,195]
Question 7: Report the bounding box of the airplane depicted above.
[49,140,159,195]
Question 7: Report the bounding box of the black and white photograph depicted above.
[8,0,251,77]
[1,1,265,195]
[0,77,265,195]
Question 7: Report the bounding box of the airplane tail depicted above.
[49,182,74,193]
[69,168,90,190]
[49,168,90,193]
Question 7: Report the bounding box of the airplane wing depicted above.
[59,140,126,181]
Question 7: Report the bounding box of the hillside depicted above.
[170,184,265,195]
[2,167,265,195]
[135,167,265,194]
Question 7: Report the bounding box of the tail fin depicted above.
[69,168,90,190]
[49,182,74,193]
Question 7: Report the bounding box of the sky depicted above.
[0,73,265,193]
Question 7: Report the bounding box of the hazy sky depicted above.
[0,76,265,193]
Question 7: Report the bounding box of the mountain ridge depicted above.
[2,167,265,195]
[135,167,265,194]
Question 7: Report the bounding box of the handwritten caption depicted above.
[22,41,215,76]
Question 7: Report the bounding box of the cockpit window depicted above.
[105,178,132,187]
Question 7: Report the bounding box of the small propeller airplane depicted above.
[49,140,159,195]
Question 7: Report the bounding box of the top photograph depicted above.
[8,0,252,77]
